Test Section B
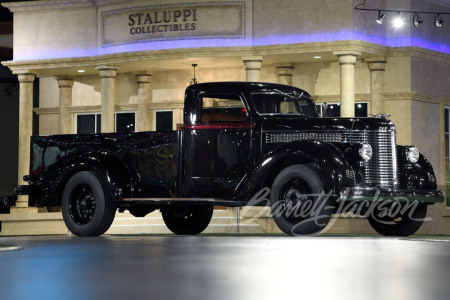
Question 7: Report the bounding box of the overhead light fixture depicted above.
[355,1,448,29]
[77,70,85,73]
[413,13,423,27]
[313,56,321,59]
[435,14,444,28]
[376,10,385,24]
[393,13,404,28]
[190,64,198,85]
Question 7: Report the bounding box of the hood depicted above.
[260,116,396,132]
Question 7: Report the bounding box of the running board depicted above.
[120,198,243,207]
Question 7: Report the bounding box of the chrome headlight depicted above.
[359,144,373,162]
[406,146,420,163]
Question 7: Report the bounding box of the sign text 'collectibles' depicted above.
[101,3,246,47]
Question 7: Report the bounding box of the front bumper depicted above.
[341,187,444,204]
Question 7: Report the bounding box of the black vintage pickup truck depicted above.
[1,82,444,236]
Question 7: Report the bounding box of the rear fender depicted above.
[233,140,355,202]
[29,151,136,207]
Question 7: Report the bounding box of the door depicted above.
[182,92,254,199]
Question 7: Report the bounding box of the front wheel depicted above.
[62,171,116,236]
[161,205,213,235]
[270,165,333,236]
[368,202,427,236]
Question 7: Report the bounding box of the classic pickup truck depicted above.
[1,82,444,236]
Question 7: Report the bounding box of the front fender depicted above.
[232,140,355,202]
[29,151,136,207]
[397,146,438,190]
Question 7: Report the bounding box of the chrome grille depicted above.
[349,130,397,188]
[265,130,398,188]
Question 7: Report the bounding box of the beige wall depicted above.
[72,78,101,107]
[384,56,412,93]
[253,0,353,42]
[152,66,247,103]
[13,7,97,60]
[411,56,450,98]
[293,60,370,96]
[411,101,441,179]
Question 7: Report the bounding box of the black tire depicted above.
[161,205,213,235]
[62,171,116,236]
[368,202,427,236]
[270,164,333,236]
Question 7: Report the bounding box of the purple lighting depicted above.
[253,30,449,54]
[14,29,449,61]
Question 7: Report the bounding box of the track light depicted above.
[355,2,448,30]
[435,14,443,28]
[413,13,423,27]
[376,10,385,24]
[393,13,404,28]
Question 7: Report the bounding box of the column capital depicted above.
[242,56,263,70]
[242,56,263,62]
[95,65,119,78]
[365,57,387,71]
[17,73,35,83]
[57,78,74,88]
[135,73,152,84]
[333,51,361,65]
[276,63,295,76]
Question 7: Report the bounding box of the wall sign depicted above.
[101,2,246,47]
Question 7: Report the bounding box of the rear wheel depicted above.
[270,165,333,236]
[368,202,427,236]
[62,171,116,236]
[161,205,213,235]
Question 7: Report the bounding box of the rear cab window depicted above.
[200,94,248,123]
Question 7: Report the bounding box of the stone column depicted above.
[334,51,361,117]
[16,73,35,209]
[365,57,387,115]
[57,78,74,134]
[135,72,152,132]
[277,63,294,85]
[243,56,263,82]
[96,66,118,133]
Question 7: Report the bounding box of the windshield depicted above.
[250,90,319,117]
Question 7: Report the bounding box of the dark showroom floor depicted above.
[1,234,449,300]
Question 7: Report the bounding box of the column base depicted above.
[0,212,66,236]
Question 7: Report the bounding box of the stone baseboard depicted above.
[0,212,67,236]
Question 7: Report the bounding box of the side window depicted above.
[155,111,173,131]
[77,113,101,134]
[116,112,135,133]
[200,94,248,123]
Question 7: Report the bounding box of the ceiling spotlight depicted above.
[413,13,423,27]
[393,13,404,28]
[435,14,444,28]
[376,10,385,24]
